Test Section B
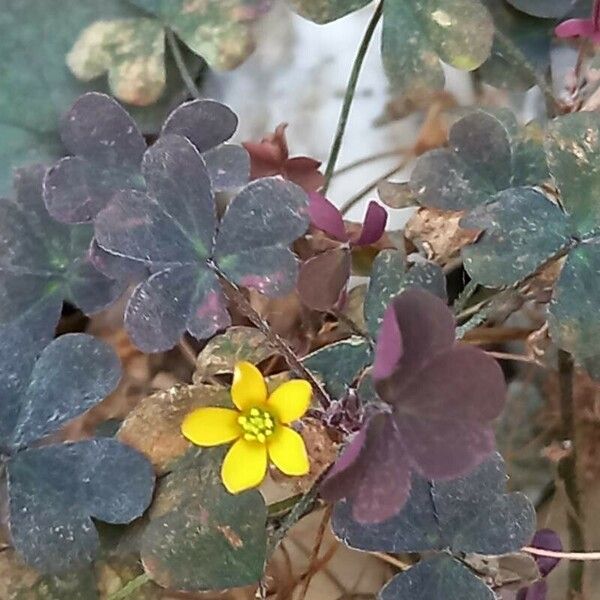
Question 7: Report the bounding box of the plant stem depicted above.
[332,147,408,178]
[213,266,333,409]
[557,349,586,598]
[166,29,202,100]
[322,2,384,194]
[107,573,151,600]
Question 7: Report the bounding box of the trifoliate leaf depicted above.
[95,134,308,351]
[0,165,123,340]
[411,110,548,211]
[7,438,154,573]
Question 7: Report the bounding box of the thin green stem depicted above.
[107,573,151,600]
[322,2,384,193]
[557,350,586,598]
[166,29,201,100]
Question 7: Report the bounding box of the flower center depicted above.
[238,407,276,443]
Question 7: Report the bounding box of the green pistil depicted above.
[238,407,275,443]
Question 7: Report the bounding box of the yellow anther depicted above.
[250,408,260,417]
[265,429,273,436]
[257,433,266,443]
[237,416,247,425]
[244,433,257,441]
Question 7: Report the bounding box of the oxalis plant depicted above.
[6,0,600,598]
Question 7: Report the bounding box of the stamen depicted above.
[239,407,276,443]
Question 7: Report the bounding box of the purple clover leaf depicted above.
[44,93,250,225]
[321,287,507,523]
[0,165,124,343]
[95,134,309,353]
[298,192,388,311]
[556,0,600,43]
[0,334,155,573]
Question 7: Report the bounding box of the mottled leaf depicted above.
[461,187,573,287]
[505,0,579,18]
[545,111,600,235]
[332,453,535,555]
[193,327,276,383]
[379,556,495,600]
[411,110,547,210]
[141,448,266,591]
[382,0,494,94]
[0,165,122,338]
[285,0,372,24]
[364,249,446,338]
[7,438,155,573]
[68,19,165,107]
[11,334,121,448]
[118,384,232,474]
[213,177,309,296]
[128,0,267,70]
[548,241,600,376]
[302,337,373,398]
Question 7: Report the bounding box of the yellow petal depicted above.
[267,379,312,424]
[181,407,241,447]
[221,438,268,493]
[267,426,310,476]
[231,361,267,411]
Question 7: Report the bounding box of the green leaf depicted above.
[548,242,600,377]
[193,326,276,383]
[380,556,494,600]
[546,112,600,235]
[461,187,573,287]
[140,448,267,592]
[285,0,372,23]
[128,0,266,69]
[479,0,554,91]
[411,110,547,210]
[67,18,166,106]
[382,0,494,94]
[364,250,446,339]
[302,337,373,397]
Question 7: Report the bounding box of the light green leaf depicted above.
[382,0,494,94]
[68,18,166,106]
[128,0,267,70]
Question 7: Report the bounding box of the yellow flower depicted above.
[181,361,312,494]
